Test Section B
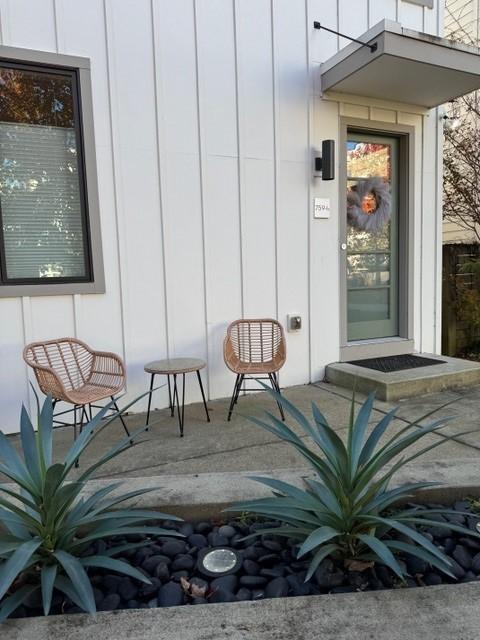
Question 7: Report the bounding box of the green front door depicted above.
[346,132,399,341]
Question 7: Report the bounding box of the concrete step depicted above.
[325,353,480,401]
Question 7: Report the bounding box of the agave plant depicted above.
[229,389,479,581]
[0,395,181,621]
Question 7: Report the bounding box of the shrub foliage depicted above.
[0,395,181,620]
[230,390,479,581]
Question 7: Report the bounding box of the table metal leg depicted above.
[146,373,155,429]
[167,374,174,417]
[172,373,185,437]
[196,370,210,422]
[180,373,185,436]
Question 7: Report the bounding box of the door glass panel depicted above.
[348,288,390,323]
[347,253,390,288]
[346,135,398,341]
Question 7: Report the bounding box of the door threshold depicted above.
[340,338,414,362]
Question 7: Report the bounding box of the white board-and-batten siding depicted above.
[0,0,443,433]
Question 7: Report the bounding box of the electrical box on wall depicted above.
[313,197,330,219]
[287,314,302,332]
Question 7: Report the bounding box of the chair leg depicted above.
[227,375,240,421]
[227,374,243,421]
[79,406,88,435]
[235,374,244,406]
[234,374,244,405]
[73,405,79,468]
[111,396,133,444]
[269,372,285,421]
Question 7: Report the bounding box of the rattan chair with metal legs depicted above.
[223,319,287,421]
[23,338,131,451]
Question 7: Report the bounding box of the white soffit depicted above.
[320,20,480,109]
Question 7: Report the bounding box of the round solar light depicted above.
[197,547,242,578]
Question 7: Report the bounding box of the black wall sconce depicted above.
[314,139,335,181]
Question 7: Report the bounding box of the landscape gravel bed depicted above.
[7,500,480,619]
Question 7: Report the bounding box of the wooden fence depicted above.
[442,243,480,357]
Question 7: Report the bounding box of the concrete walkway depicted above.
[5,381,480,479]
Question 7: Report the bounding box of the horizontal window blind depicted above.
[0,121,87,280]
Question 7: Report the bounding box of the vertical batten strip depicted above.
[52,0,76,342]
[434,0,443,352]
[336,0,341,50]
[150,0,171,361]
[232,0,245,320]
[52,0,59,52]
[21,296,34,415]
[420,113,425,353]
[305,0,313,381]
[0,0,9,45]
[192,0,211,400]
[102,0,128,371]
[271,0,280,323]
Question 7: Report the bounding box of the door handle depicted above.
[341,243,347,251]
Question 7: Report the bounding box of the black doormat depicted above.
[348,353,446,373]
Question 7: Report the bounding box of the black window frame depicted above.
[0,59,94,287]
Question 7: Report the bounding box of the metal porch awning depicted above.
[320,20,480,109]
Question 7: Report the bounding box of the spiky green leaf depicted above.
[357,534,405,580]
[41,565,57,615]
[80,556,151,584]
[53,550,96,614]
[305,544,340,581]
[20,406,41,487]
[0,538,41,600]
[297,526,339,558]
[39,396,54,467]
[0,585,38,623]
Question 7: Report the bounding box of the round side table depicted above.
[144,358,210,436]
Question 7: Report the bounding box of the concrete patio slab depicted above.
[4,381,480,480]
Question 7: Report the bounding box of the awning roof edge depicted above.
[320,20,480,109]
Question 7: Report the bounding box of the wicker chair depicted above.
[223,318,286,421]
[23,337,130,443]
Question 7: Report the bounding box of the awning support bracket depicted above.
[313,21,378,53]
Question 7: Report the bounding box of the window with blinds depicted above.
[0,63,91,284]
